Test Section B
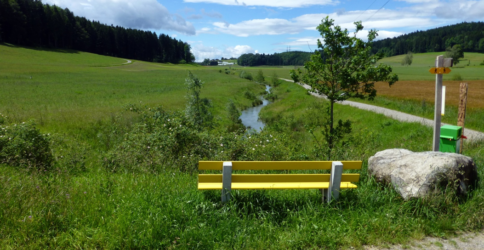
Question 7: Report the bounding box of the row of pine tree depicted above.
[372,22,484,57]
[237,51,311,66]
[0,0,194,63]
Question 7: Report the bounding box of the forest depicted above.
[372,22,484,57]
[237,51,311,66]
[0,0,194,63]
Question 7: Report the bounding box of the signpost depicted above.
[429,56,452,151]
[458,83,468,153]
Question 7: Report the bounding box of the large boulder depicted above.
[368,149,477,200]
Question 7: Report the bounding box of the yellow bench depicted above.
[198,161,362,203]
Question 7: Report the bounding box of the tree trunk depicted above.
[328,100,334,160]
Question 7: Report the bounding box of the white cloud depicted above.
[189,42,256,61]
[210,8,438,38]
[201,9,223,18]
[183,0,336,8]
[213,18,302,37]
[278,37,320,47]
[44,0,195,35]
[434,0,484,20]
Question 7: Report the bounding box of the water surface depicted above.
[239,85,271,132]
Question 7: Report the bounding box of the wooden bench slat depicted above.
[199,161,362,170]
[199,174,360,183]
[198,182,357,190]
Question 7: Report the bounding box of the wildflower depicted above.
[252,148,255,150]
[220,143,223,147]
[168,119,170,121]
[266,140,269,142]
[147,146,150,149]
[84,191,87,194]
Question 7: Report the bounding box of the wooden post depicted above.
[432,56,444,151]
[458,83,468,154]
[327,161,343,203]
[221,162,232,203]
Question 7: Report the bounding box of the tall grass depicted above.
[1,45,484,249]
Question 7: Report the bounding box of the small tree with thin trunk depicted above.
[291,17,398,159]
[401,51,413,66]
[185,71,213,130]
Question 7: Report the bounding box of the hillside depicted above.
[237,51,312,66]
[0,44,263,131]
[372,22,484,57]
[0,0,193,63]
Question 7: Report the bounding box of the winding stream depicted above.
[239,85,271,132]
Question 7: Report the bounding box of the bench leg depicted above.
[321,189,327,202]
[221,162,232,203]
[327,161,343,203]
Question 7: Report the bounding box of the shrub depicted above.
[271,72,282,87]
[102,106,293,173]
[452,73,463,81]
[255,69,265,83]
[0,120,53,169]
[239,71,253,81]
[264,92,278,102]
[244,90,257,100]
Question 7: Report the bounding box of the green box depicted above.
[439,125,462,153]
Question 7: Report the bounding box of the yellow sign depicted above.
[429,67,451,74]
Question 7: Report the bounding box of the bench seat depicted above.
[199,182,357,190]
[198,161,362,203]
[198,173,360,190]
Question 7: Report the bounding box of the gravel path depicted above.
[280,78,484,142]
[363,231,484,250]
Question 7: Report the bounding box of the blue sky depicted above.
[45,0,484,62]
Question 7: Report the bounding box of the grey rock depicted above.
[368,149,477,200]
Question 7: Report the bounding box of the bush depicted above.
[452,73,463,81]
[271,72,282,87]
[0,120,53,169]
[239,71,253,81]
[103,106,293,173]
[264,92,278,102]
[244,90,257,100]
[255,69,265,83]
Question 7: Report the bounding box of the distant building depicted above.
[218,61,235,66]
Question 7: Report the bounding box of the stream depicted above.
[239,85,271,132]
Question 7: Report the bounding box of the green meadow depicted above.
[0,44,264,133]
[1,44,484,249]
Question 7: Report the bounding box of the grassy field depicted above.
[1,45,484,249]
[0,44,264,133]
[350,52,484,132]
[226,52,484,132]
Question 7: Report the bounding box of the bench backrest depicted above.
[198,161,362,171]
